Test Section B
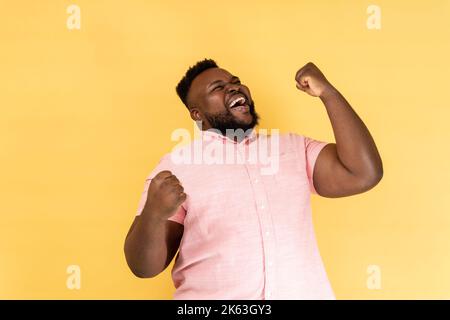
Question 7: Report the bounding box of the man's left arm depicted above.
[295,62,383,198]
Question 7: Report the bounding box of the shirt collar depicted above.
[201,127,258,145]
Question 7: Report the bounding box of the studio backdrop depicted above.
[1,0,449,299]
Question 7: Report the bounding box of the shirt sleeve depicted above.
[290,133,329,195]
[135,154,186,225]
[304,136,329,195]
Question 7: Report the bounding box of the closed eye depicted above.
[210,79,241,93]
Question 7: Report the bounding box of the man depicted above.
[124,59,383,299]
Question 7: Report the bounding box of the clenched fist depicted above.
[295,62,334,98]
[143,170,187,220]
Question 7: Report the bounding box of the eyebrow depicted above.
[207,76,240,90]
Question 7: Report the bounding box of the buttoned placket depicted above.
[234,136,277,300]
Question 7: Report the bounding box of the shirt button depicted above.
[254,178,259,184]
[268,261,273,267]
[265,231,270,236]
[260,204,265,210]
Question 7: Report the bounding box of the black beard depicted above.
[204,101,260,136]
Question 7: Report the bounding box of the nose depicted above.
[226,82,240,93]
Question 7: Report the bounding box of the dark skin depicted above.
[124,62,383,278]
[124,171,185,278]
[186,67,256,130]
[294,62,383,196]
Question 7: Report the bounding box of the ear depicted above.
[189,108,202,122]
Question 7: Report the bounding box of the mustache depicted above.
[204,100,260,135]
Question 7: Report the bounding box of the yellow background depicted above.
[1,0,449,299]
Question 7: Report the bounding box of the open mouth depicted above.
[227,95,249,112]
[230,104,249,113]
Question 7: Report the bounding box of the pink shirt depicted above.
[135,129,335,300]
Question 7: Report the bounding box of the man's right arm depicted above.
[124,171,186,278]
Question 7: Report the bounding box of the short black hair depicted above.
[176,58,218,108]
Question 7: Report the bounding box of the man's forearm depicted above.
[320,86,383,180]
[124,211,169,278]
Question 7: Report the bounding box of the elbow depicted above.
[130,268,159,279]
[372,162,384,186]
[359,166,383,192]
[371,156,384,186]
[126,258,162,279]
[376,167,384,183]
[124,244,161,279]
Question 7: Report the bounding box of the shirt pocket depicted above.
[270,151,310,203]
